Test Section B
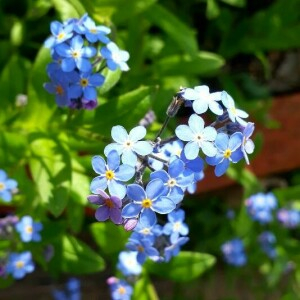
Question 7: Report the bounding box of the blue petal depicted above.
[146,179,165,200]
[215,133,229,151]
[150,170,169,183]
[152,196,175,214]
[202,126,217,141]
[83,86,97,100]
[61,58,76,72]
[55,43,70,57]
[71,35,84,49]
[69,85,82,98]
[140,209,157,225]
[89,73,105,86]
[122,203,142,218]
[107,150,120,170]
[193,100,208,114]
[188,114,204,133]
[116,164,135,181]
[184,141,199,160]
[127,184,146,202]
[108,180,126,199]
[121,150,137,166]
[209,101,223,115]
[231,149,244,163]
[175,125,194,142]
[182,88,198,100]
[104,143,123,156]
[76,57,92,72]
[229,132,243,151]
[201,141,217,157]
[90,176,107,193]
[111,125,128,143]
[129,126,146,142]
[5,179,17,189]
[132,141,153,155]
[91,155,106,174]
[168,159,184,178]
[215,159,230,177]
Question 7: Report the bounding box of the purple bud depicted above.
[123,218,138,231]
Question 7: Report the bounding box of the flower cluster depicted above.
[44,14,129,109]
[86,85,255,297]
[258,231,277,259]
[277,208,300,229]
[0,170,18,202]
[245,192,277,223]
[52,277,81,300]
[0,213,43,280]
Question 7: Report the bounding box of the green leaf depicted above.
[145,251,216,282]
[144,3,198,56]
[132,274,159,300]
[91,86,153,135]
[59,235,105,274]
[89,222,130,255]
[206,0,220,19]
[52,0,86,19]
[155,52,225,76]
[98,68,122,95]
[220,0,246,7]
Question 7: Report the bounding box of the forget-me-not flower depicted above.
[221,238,246,267]
[206,132,243,177]
[277,208,300,228]
[164,237,189,262]
[6,251,35,279]
[44,21,74,48]
[108,277,133,300]
[90,150,135,199]
[258,231,277,259]
[117,251,142,276]
[221,91,248,126]
[100,42,130,71]
[55,35,97,72]
[163,209,189,243]
[182,85,223,115]
[175,113,217,160]
[87,190,122,224]
[104,125,153,167]
[241,122,255,164]
[0,170,18,202]
[122,179,175,224]
[15,216,43,242]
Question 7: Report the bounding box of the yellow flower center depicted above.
[71,50,80,58]
[224,149,232,159]
[167,178,177,187]
[105,198,114,208]
[173,222,181,231]
[118,286,126,295]
[0,182,5,191]
[80,78,89,87]
[55,85,64,95]
[137,245,144,252]
[15,260,24,269]
[141,228,150,235]
[90,28,97,33]
[57,32,65,40]
[124,140,132,149]
[142,198,152,208]
[105,170,115,180]
[25,225,33,234]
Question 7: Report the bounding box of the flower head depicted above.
[117,251,142,276]
[108,277,133,300]
[6,251,34,279]
[221,238,246,267]
[0,170,18,202]
[15,216,43,242]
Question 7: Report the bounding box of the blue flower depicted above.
[15,216,43,242]
[245,192,277,224]
[44,21,74,48]
[150,158,194,204]
[277,208,300,228]
[221,238,246,267]
[52,277,81,300]
[163,209,189,243]
[182,85,223,115]
[100,42,130,71]
[108,277,133,300]
[90,150,135,199]
[258,231,277,259]
[221,91,248,126]
[104,125,153,167]
[117,251,142,276]
[133,212,157,243]
[122,179,176,224]
[81,15,111,43]
[175,114,217,160]
[126,234,159,264]
[6,251,35,279]
[206,132,243,177]
[241,122,255,164]
[69,71,105,100]
[164,237,189,262]
[55,35,97,72]
[0,170,18,202]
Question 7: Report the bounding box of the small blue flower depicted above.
[15,216,43,242]
[117,251,142,276]
[134,212,157,243]
[108,277,133,300]
[175,114,217,160]
[277,208,300,229]
[100,42,130,71]
[221,91,248,126]
[44,21,74,48]
[52,277,81,300]
[81,15,111,43]
[90,150,135,199]
[221,238,246,267]
[150,158,194,204]
[258,231,277,259]
[6,251,35,279]
[126,234,159,264]
[122,179,176,224]
[55,35,97,72]
[104,125,153,167]
[163,209,189,243]
[206,132,243,177]
[164,237,189,262]
[69,71,105,100]
[241,122,255,164]
[182,85,223,115]
[0,170,18,202]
